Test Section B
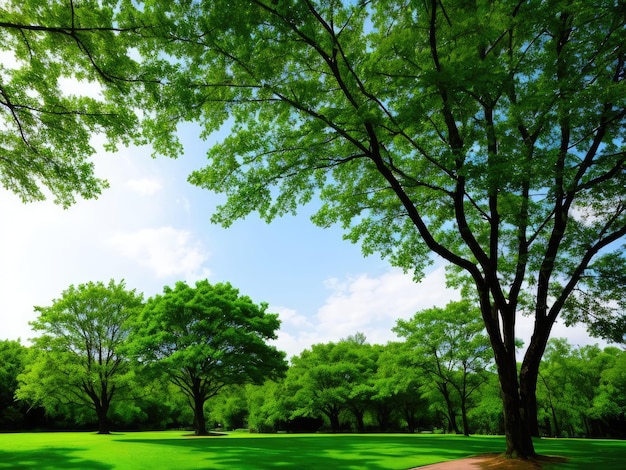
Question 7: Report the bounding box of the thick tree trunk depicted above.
[520,318,553,439]
[327,412,340,433]
[96,407,110,435]
[92,391,111,435]
[498,364,535,458]
[484,304,536,457]
[479,293,538,458]
[193,396,208,436]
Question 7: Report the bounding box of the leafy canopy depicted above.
[0,0,146,206]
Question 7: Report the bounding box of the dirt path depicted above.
[411,454,568,469]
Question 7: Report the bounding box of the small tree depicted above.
[130,280,287,436]
[17,280,142,434]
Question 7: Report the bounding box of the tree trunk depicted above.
[460,397,470,437]
[91,390,111,435]
[193,395,208,436]
[520,318,553,439]
[494,348,536,458]
[439,383,459,434]
[352,408,365,433]
[96,405,110,435]
[327,411,340,433]
[402,404,417,433]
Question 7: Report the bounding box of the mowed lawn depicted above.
[0,431,624,470]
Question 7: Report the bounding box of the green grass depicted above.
[0,431,624,469]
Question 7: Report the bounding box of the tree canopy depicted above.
[123,0,626,457]
[0,0,145,206]
[130,280,287,435]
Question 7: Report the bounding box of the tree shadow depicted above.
[119,434,500,469]
[0,447,112,470]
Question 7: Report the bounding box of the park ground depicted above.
[0,431,623,469]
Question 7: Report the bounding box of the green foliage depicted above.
[285,337,378,432]
[208,385,248,430]
[372,342,431,432]
[467,373,504,435]
[538,339,626,437]
[593,352,626,423]
[130,280,287,435]
[0,339,27,429]
[394,301,493,435]
[0,0,146,207]
[245,381,290,433]
[16,280,143,433]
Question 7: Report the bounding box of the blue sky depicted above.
[0,122,605,360]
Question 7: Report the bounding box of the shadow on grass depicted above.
[534,438,626,470]
[0,448,112,470]
[119,434,503,469]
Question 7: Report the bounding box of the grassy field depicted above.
[0,431,624,469]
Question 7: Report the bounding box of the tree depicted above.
[0,340,27,429]
[372,342,430,433]
[128,0,626,457]
[394,301,492,436]
[284,336,376,433]
[286,342,355,432]
[339,335,378,433]
[0,0,150,207]
[16,280,143,434]
[592,349,626,437]
[130,280,287,436]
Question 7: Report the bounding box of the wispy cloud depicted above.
[108,226,210,280]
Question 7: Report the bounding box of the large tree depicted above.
[0,0,151,207]
[130,280,287,436]
[17,280,143,434]
[127,0,626,457]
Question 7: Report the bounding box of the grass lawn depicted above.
[0,431,624,469]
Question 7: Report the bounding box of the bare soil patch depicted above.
[413,454,569,469]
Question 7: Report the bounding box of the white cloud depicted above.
[272,266,460,359]
[108,226,210,280]
[126,177,163,196]
[315,266,459,343]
